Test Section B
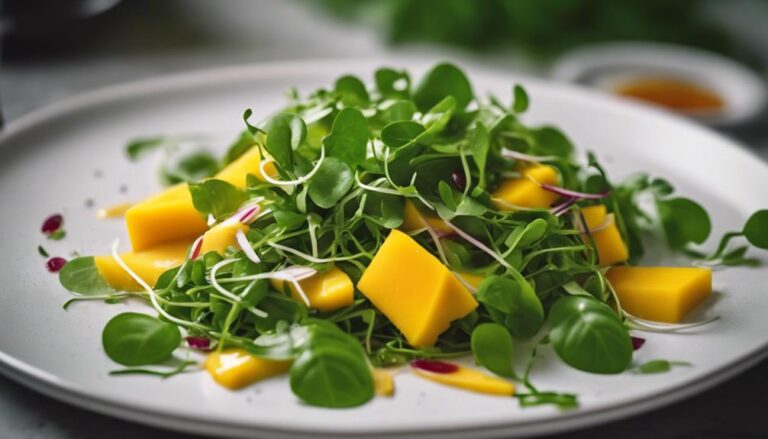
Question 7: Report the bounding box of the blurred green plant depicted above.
[313,0,751,61]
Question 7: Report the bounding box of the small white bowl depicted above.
[551,42,768,126]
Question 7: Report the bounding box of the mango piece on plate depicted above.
[125,183,208,252]
[200,221,249,255]
[357,230,478,347]
[125,146,271,252]
[271,266,354,312]
[491,164,560,210]
[372,369,395,397]
[580,205,629,266]
[606,266,712,323]
[94,240,190,291]
[205,348,291,390]
[401,200,453,235]
[411,360,514,396]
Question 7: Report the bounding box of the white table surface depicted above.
[2,1,768,437]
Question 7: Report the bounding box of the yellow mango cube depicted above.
[94,240,190,291]
[125,183,208,252]
[491,164,560,210]
[357,230,478,347]
[200,221,248,255]
[580,205,629,266]
[401,200,453,235]
[271,266,354,312]
[372,369,395,397]
[126,146,271,252]
[606,266,712,323]
[412,363,514,396]
[205,348,291,390]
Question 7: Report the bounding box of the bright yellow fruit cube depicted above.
[200,221,249,255]
[94,240,190,291]
[271,266,354,312]
[491,164,560,210]
[357,230,478,347]
[372,369,395,397]
[412,363,514,396]
[606,266,712,323]
[205,348,291,390]
[580,205,629,266]
[125,146,270,252]
[401,200,453,235]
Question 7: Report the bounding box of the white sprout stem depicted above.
[289,279,311,307]
[209,258,268,318]
[453,272,478,294]
[422,220,449,265]
[110,239,206,330]
[490,197,548,212]
[307,215,319,258]
[355,173,402,196]
[267,242,364,263]
[236,228,261,263]
[260,146,326,186]
[501,148,560,163]
[444,221,513,270]
[218,265,317,284]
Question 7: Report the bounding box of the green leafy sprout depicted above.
[59,63,767,409]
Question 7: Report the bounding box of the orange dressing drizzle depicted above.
[614,77,724,114]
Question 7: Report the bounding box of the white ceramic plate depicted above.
[1,60,768,438]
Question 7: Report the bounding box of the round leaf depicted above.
[744,210,768,249]
[335,75,370,105]
[323,107,369,168]
[102,313,181,366]
[381,120,425,149]
[657,197,711,248]
[265,113,307,168]
[290,346,374,408]
[59,257,113,295]
[471,323,515,377]
[476,275,544,339]
[549,296,632,374]
[414,63,473,112]
[307,157,354,208]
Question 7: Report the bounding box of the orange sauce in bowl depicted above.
[614,77,725,114]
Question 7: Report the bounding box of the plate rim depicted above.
[2,58,768,438]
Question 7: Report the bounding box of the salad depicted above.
[52,63,768,409]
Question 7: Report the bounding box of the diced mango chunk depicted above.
[214,146,275,188]
[401,200,453,235]
[412,364,514,396]
[125,183,208,252]
[200,221,248,255]
[492,164,560,210]
[94,240,190,291]
[271,266,354,312]
[606,266,712,323]
[125,146,271,252]
[580,205,629,266]
[372,369,395,397]
[357,230,478,347]
[205,348,291,390]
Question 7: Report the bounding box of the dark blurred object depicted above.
[314,0,757,64]
[0,0,120,37]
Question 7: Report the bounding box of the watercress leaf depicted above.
[471,323,515,378]
[454,195,487,217]
[635,359,691,374]
[744,210,768,249]
[549,296,632,374]
[102,312,181,366]
[188,179,248,220]
[531,126,573,157]
[505,218,548,251]
[379,100,417,124]
[323,107,369,168]
[476,275,544,339]
[273,208,307,230]
[375,68,410,99]
[420,96,456,136]
[307,157,354,208]
[335,75,370,106]
[290,345,374,408]
[59,257,113,295]
[469,122,489,187]
[413,63,473,112]
[161,151,220,186]
[381,120,425,149]
[125,137,165,161]
[363,192,404,229]
[513,84,529,113]
[657,197,711,248]
[438,180,458,211]
[265,113,307,169]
